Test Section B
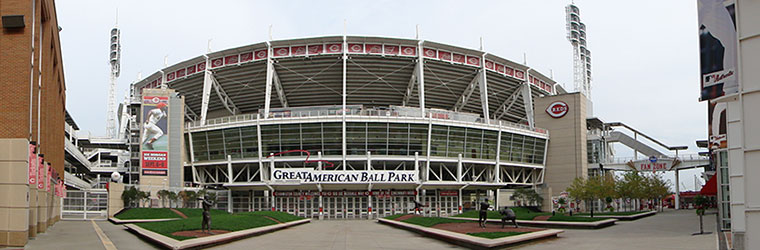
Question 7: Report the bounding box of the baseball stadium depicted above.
[129,35,558,219]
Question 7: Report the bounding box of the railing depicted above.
[64,137,92,170]
[186,106,548,135]
[600,154,709,165]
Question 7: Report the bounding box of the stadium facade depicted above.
[125,35,591,219]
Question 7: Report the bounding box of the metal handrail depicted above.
[600,154,709,165]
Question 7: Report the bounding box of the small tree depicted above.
[179,190,199,208]
[121,186,139,208]
[138,190,151,207]
[168,191,179,208]
[157,190,170,208]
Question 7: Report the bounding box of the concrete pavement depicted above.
[16,209,717,250]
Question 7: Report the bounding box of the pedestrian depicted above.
[479,198,490,228]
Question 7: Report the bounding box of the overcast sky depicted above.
[57,1,707,190]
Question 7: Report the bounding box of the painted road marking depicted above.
[91,220,118,250]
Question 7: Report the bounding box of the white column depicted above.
[227,189,233,213]
[417,40,426,117]
[367,151,372,170]
[521,78,535,128]
[457,154,463,182]
[264,43,274,118]
[675,169,680,210]
[414,152,420,181]
[256,116,265,180]
[478,54,490,122]
[425,114,432,181]
[227,155,233,184]
[200,56,212,125]
[342,36,348,170]
[495,124,502,183]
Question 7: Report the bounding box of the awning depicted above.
[700,174,717,196]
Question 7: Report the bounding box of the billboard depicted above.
[698,0,737,101]
[141,96,169,176]
[708,101,727,149]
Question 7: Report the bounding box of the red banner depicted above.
[224,55,239,65]
[176,68,186,78]
[515,69,525,79]
[28,144,36,185]
[452,53,465,64]
[37,156,44,190]
[291,46,307,56]
[142,151,168,175]
[211,58,223,68]
[423,48,437,58]
[254,49,268,60]
[308,44,323,55]
[325,43,342,53]
[45,163,51,192]
[383,45,399,55]
[466,55,480,66]
[348,43,363,53]
[273,47,290,57]
[496,63,505,74]
[400,46,416,56]
[366,44,382,54]
[485,60,494,70]
[197,62,206,71]
[505,66,514,76]
[166,72,175,81]
[439,190,458,196]
[240,52,253,62]
[438,51,452,61]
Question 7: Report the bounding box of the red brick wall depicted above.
[0,0,66,175]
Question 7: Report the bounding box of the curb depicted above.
[124,218,311,250]
[577,210,657,221]
[378,218,563,249]
[448,216,617,229]
[109,217,181,224]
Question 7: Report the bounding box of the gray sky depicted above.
[57,1,707,190]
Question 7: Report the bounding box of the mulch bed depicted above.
[532,215,552,221]
[433,222,543,234]
[393,214,418,221]
[171,230,230,238]
[169,208,189,219]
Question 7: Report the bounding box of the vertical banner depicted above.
[45,162,51,192]
[708,101,727,149]
[698,0,737,101]
[28,143,37,186]
[37,155,44,190]
[141,96,170,176]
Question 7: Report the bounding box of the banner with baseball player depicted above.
[141,96,170,176]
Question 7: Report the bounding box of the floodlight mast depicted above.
[106,25,121,138]
[566,3,592,99]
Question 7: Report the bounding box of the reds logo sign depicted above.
[546,101,568,118]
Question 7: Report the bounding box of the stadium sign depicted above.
[626,157,681,172]
[271,168,417,184]
[546,101,568,118]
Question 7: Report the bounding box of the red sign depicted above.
[423,48,437,58]
[452,53,465,64]
[466,56,480,66]
[45,163,51,192]
[240,52,253,62]
[505,66,514,76]
[211,58,223,68]
[308,44,323,55]
[515,70,525,79]
[325,43,342,53]
[142,151,168,176]
[254,49,268,60]
[546,101,568,118]
[291,46,307,56]
[28,144,36,185]
[166,72,175,81]
[400,46,416,56]
[225,55,239,65]
[383,45,399,55]
[197,62,206,71]
[485,60,494,70]
[439,190,458,196]
[438,51,452,61]
[366,44,382,54]
[348,43,363,53]
[37,156,44,189]
[496,63,505,73]
[176,68,186,78]
[273,47,290,57]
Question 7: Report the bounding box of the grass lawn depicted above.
[467,231,529,239]
[115,208,182,220]
[173,208,228,218]
[401,216,470,227]
[454,209,551,220]
[383,214,408,220]
[135,211,303,241]
[576,211,650,216]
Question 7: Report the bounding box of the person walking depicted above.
[479,198,490,228]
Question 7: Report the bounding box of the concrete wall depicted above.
[0,139,30,246]
[534,93,588,211]
[108,183,124,217]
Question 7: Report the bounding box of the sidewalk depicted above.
[23,220,158,250]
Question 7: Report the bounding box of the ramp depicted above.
[607,131,668,157]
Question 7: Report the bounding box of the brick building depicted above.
[0,0,66,246]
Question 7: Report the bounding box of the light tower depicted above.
[566,3,592,99]
[106,26,121,138]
